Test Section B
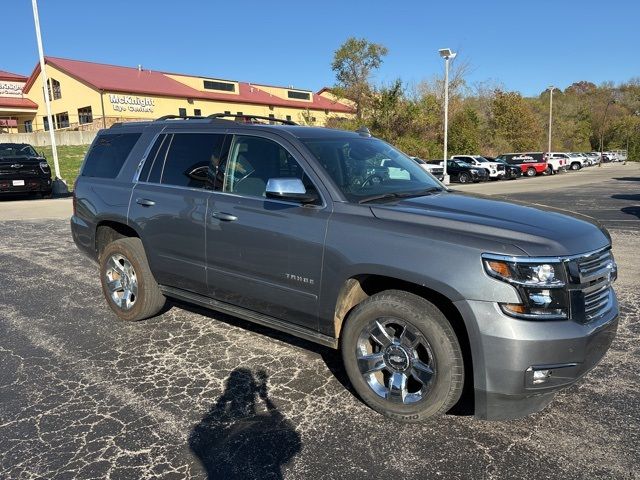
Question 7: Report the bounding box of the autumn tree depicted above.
[490,91,542,152]
[331,37,388,120]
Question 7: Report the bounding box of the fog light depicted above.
[532,369,552,384]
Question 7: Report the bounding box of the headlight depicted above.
[483,255,568,320]
[39,161,50,173]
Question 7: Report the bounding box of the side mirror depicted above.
[186,165,209,182]
[265,178,318,204]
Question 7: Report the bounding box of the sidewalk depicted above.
[0,197,72,221]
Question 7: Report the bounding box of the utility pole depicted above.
[439,48,457,185]
[547,86,555,153]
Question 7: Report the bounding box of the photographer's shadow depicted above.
[189,368,301,479]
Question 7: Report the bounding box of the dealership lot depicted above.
[0,164,638,479]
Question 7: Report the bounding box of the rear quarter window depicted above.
[81,133,142,178]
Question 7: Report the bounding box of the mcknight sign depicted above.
[109,94,155,113]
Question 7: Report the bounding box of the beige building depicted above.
[2,57,353,133]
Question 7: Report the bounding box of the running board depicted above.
[159,286,338,349]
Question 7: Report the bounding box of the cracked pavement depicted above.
[0,165,639,479]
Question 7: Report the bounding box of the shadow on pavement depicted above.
[621,206,640,219]
[613,177,640,182]
[189,368,301,480]
[611,194,640,201]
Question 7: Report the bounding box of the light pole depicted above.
[547,86,555,153]
[439,48,457,185]
[599,99,615,166]
[31,0,67,194]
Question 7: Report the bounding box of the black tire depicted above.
[571,162,581,170]
[99,237,166,321]
[341,290,464,422]
[526,167,536,177]
[458,172,470,184]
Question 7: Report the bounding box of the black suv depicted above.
[426,159,488,183]
[71,114,618,422]
[0,143,52,196]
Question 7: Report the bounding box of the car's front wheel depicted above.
[458,172,470,183]
[571,162,581,170]
[99,237,166,321]
[341,290,464,422]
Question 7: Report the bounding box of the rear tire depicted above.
[99,237,166,321]
[341,290,464,422]
[526,167,536,177]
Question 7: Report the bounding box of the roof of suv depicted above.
[107,119,363,140]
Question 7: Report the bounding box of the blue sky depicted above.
[3,0,639,97]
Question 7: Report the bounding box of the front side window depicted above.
[303,137,442,203]
[222,135,317,200]
[156,133,225,189]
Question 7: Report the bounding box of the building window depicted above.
[287,90,311,101]
[24,120,33,133]
[194,109,202,116]
[203,80,235,92]
[78,106,93,125]
[43,117,50,131]
[55,112,70,129]
[286,115,292,122]
[236,112,243,116]
[47,78,62,100]
[268,113,275,124]
[179,108,187,117]
[224,111,231,115]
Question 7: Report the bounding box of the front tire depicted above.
[458,172,470,184]
[99,237,166,321]
[341,290,464,422]
[571,162,581,170]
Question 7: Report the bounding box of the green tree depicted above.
[331,37,388,120]
[490,91,542,151]
[449,105,481,154]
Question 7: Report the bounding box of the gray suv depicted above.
[71,115,618,422]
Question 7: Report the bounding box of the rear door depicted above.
[129,131,226,295]
[205,132,330,329]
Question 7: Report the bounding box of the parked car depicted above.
[451,155,506,180]
[0,143,52,196]
[494,153,548,177]
[486,156,521,180]
[566,153,586,170]
[427,159,488,183]
[71,114,618,422]
[583,152,600,166]
[542,152,569,174]
[411,157,444,181]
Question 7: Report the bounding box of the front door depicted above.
[205,133,330,329]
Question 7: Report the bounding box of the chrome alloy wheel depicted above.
[105,254,138,310]
[356,318,436,404]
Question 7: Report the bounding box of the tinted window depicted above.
[159,133,225,189]
[82,133,141,178]
[139,134,168,182]
[223,135,316,200]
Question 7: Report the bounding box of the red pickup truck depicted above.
[495,153,548,177]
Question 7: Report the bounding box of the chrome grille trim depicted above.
[571,248,615,322]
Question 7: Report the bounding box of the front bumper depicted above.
[0,176,51,194]
[455,292,618,420]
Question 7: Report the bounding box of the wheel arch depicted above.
[95,220,140,258]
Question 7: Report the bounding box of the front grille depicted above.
[0,165,40,176]
[430,168,444,175]
[570,248,616,322]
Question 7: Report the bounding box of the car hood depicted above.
[370,191,610,257]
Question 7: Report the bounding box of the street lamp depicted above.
[439,48,457,185]
[547,86,555,154]
[599,99,615,166]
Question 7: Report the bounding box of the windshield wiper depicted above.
[358,187,443,204]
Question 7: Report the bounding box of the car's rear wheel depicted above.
[99,237,166,321]
[458,172,470,183]
[341,290,464,422]
[526,167,537,177]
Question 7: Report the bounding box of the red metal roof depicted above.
[23,57,353,114]
[0,97,38,110]
[0,70,27,82]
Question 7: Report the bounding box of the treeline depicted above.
[326,38,640,160]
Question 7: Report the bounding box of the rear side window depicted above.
[156,133,225,189]
[82,133,141,178]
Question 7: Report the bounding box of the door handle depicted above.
[211,211,237,222]
[136,198,155,207]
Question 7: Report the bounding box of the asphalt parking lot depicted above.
[0,163,638,479]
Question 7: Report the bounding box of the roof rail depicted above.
[208,113,297,125]
[155,115,211,121]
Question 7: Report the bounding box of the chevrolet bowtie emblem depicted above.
[11,163,23,169]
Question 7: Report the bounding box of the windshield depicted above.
[302,137,443,202]
[0,144,39,158]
